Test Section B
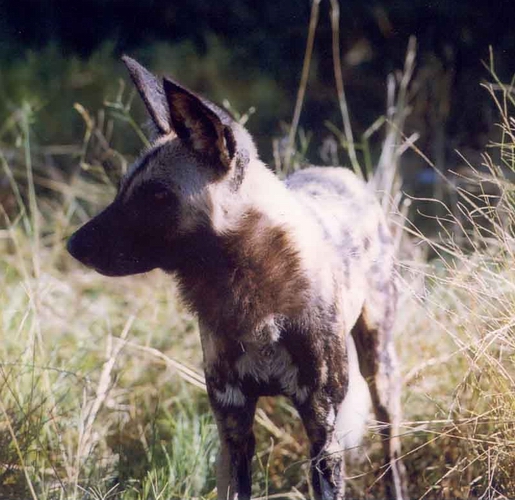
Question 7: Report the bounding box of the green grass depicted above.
[1,62,515,500]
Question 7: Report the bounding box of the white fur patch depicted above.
[214,385,246,407]
[235,344,310,402]
[327,406,336,427]
[295,385,310,404]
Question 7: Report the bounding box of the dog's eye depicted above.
[154,191,168,201]
[139,182,170,201]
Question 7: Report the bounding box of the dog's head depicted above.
[67,56,256,276]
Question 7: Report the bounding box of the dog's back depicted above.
[285,166,395,329]
[286,166,392,269]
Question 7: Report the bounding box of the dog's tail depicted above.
[335,334,371,452]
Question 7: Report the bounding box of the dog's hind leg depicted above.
[351,276,408,500]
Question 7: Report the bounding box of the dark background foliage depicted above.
[1,0,515,172]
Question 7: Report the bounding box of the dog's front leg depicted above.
[209,393,258,500]
[296,395,345,500]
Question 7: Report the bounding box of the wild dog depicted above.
[67,56,408,500]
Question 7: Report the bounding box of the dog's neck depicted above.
[173,202,310,339]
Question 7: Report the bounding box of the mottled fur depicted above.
[67,56,407,500]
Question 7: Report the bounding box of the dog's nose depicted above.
[67,228,95,267]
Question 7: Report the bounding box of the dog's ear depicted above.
[163,77,234,172]
[122,55,171,135]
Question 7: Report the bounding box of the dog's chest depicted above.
[237,343,295,385]
[210,340,311,406]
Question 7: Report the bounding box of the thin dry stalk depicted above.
[283,0,321,173]
[119,339,206,391]
[329,0,360,176]
[373,36,417,208]
[73,315,134,492]
[253,490,306,500]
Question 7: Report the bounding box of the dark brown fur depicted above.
[175,209,309,337]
